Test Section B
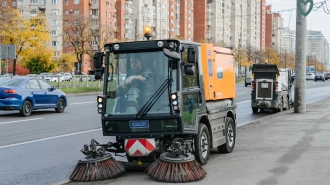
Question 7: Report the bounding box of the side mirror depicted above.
[94,67,104,80]
[184,65,195,75]
[51,86,57,90]
[163,48,180,60]
[188,47,197,63]
[93,51,104,69]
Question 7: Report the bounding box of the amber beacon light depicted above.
[144,26,152,40]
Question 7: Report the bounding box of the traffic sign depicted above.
[0,44,16,59]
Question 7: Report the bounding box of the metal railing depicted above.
[47,75,103,88]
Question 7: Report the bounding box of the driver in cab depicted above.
[116,54,154,112]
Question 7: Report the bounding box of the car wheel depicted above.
[218,117,235,153]
[20,100,32,117]
[194,123,210,165]
[245,83,247,87]
[55,98,65,113]
[252,107,258,113]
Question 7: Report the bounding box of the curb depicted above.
[66,92,102,97]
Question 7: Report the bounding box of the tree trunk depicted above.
[13,59,17,75]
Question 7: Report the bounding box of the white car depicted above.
[306,73,315,81]
[45,74,65,82]
[58,72,73,81]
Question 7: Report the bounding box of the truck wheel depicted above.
[252,107,258,113]
[218,117,235,153]
[245,82,247,87]
[194,123,210,165]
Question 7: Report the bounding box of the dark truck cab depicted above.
[251,64,292,113]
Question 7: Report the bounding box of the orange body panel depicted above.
[200,43,236,101]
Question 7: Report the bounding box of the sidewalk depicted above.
[67,97,330,185]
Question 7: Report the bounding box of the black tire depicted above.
[252,107,258,113]
[20,100,32,117]
[245,82,247,87]
[260,108,265,112]
[194,123,210,165]
[55,98,65,113]
[218,117,235,153]
[283,96,290,110]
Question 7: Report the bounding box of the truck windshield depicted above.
[104,51,178,116]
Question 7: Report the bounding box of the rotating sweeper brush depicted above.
[69,139,125,182]
[146,138,206,182]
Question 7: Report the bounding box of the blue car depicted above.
[0,77,67,116]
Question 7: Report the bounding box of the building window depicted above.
[74,20,80,25]
[92,0,98,4]
[30,9,37,16]
[52,0,58,4]
[51,30,58,36]
[54,51,59,57]
[51,20,59,25]
[65,42,69,47]
[2,2,6,6]
[90,9,99,16]
[51,9,59,15]
[30,0,38,4]
[52,41,58,46]
[65,10,69,15]
[12,1,16,6]
[65,0,68,5]
[74,10,80,15]
[74,0,80,4]
[18,0,22,5]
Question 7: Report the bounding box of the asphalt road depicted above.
[1,81,330,185]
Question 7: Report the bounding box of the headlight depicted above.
[98,109,102,113]
[171,94,177,100]
[97,97,103,103]
[173,106,178,110]
[172,100,178,106]
[97,104,103,109]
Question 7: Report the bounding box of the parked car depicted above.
[45,74,65,82]
[25,74,38,77]
[245,70,252,87]
[38,72,53,79]
[325,73,330,80]
[306,73,315,81]
[58,72,73,81]
[315,73,325,82]
[0,77,67,116]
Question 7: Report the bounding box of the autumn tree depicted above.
[21,46,56,74]
[7,62,30,75]
[234,47,249,74]
[53,53,76,73]
[85,25,117,57]
[262,47,280,66]
[0,7,51,75]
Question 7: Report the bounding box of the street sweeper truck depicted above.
[70,30,237,183]
[251,64,292,113]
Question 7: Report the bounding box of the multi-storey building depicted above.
[272,13,283,52]
[307,30,329,65]
[283,29,295,54]
[247,0,260,50]
[260,0,266,50]
[230,0,248,49]
[265,5,273,50]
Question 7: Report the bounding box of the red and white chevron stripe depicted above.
[125,139,156,157]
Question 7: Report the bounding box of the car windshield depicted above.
[104,51,178,116]
[0,78,23,87]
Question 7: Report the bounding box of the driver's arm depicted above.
[124,75,146,85]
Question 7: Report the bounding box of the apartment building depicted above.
[247,0,260,50]
[265,5,273,50]
[307,30,329,65]
[272,13,283,52]
[283,29,295,54]
[208,0,231,46]
[230,0,248,49]
[193,0,209,42]
[260,0,266,50]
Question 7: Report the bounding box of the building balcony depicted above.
[126,9,133,14]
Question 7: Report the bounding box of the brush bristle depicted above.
[70,157,125,182]
[146,159,207,182]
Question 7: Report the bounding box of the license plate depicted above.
[129,120,149,128]
[261,83,268,88]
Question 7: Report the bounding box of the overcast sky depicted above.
[267,0,330,41]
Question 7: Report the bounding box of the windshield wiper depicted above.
[135,77,173,119]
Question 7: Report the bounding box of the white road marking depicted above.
[0,118,44,125]
[236,100,251,105]
[0,128,102,149]
[70,101,95,105]
[237,92,246,95]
